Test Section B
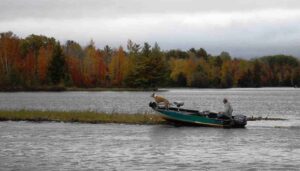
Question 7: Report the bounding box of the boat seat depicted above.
[173,101,184,108]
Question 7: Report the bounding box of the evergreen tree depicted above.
[196,48,208,60]
[125,42,168,88]
[142,42,151,58]
[48,43,66,85]
[252,60,261,87]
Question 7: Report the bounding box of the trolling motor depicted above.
[172,101,184,111]
[173,101,184,108]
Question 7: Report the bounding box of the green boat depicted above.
[149,102,247,128]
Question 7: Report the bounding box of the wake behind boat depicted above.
[149,102,247,128]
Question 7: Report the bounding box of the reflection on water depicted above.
[0,122,299,170]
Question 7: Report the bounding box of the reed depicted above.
[247,116,287,121]
[0,110,166,124]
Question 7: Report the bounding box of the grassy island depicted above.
[0,110,166,124]
[0,110,286,124]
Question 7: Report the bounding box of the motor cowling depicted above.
[233,114,247,127]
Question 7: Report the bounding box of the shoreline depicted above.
[0,87,162,92]
[0,86,298,92]
[0,110,287,125]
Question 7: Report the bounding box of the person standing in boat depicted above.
[219,98,233,119]
[151,93,170,108]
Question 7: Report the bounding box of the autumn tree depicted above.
[109,46,127,86]
[220,61,233,88]
[190,59,210,87]
[292,68,300,86]
[184,57,198,86]
[82,40,105,86]
[0,32,21,86]
[20,34,56,84]
[169,58,187,86]
[63,40,84,86]
[1,31,300,89]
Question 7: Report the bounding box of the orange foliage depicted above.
[37,46,53,83]
[22,51,35,84]
[66,56,83,86]
[0,32,20,81]
[109,47,127,86]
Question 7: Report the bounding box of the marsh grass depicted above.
[0,110,286,125]
[247,116,287,121]
[0,110,166,124]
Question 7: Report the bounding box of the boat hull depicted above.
[156,108,229,128]
[149,102,246,128]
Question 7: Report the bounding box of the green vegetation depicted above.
[0,110,165,124]
[48,43,67,85]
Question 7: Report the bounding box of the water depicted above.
[0,88,300,170]
[0,122,299,170]
[0,88,300,117]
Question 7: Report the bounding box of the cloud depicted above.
[1,0,300,20]
[0,0,300,57]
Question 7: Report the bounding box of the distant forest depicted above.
[0,31,300,90]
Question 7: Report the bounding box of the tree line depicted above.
[0,31,300,90]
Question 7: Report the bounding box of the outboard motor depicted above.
[233,115,247,127]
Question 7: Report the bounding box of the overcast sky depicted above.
[1,0,300,58]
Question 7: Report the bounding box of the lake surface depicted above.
[0,88,300,170]
[1,88,300,117]
[0,122,299,170]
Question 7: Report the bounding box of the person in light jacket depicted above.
[218,98,233,119]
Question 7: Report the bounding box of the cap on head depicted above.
[223,98,228,103]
